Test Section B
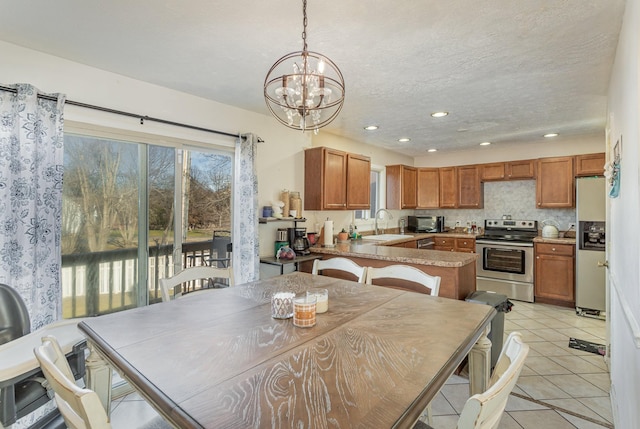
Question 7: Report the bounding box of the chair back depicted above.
[34,336,111,429]
[159,265,235,302]
[365,265,441,296]
[457,332,529,429]
[208,230,232,268]
[312,258,367,283]
[0,283,31,345]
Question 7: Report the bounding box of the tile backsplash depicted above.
[416,180,576,231]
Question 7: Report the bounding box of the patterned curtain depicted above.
[0,84,66,330]
[232,133,260,284]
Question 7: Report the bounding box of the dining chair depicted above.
[413,331,530,429]
[312,257,367,283]
[365,265,441,296]
[159,265,234,302]
[34,335,111,429]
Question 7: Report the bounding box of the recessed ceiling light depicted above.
[427,148,437,152]
[479,142,491,146]
[431,111,449,118]
[398,138,411,143]
[544,133,559,138]
[364,125,379,131]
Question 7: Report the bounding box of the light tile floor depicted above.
[111,301,612,429]
[420,301,612,429]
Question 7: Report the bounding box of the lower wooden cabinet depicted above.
[434,236,475,253]
[534,242,575,307]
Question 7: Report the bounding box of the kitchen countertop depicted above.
[310,241,477,268]
[533,236,576,245]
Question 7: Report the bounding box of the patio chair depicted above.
[203,230,232,268]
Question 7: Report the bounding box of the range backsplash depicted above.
[416,180,576,231]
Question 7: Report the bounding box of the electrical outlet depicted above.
[568,222,576,230]
[455,220,461,227]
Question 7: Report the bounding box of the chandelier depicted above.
[264,0,345,132]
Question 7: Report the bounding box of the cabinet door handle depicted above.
[536,256,540,259]
[597,261,609,268]
[552,247,556,251]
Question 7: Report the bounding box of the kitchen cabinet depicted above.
[432,236,475,252]
[455,237,475,253]
[481,160,536,181]
[506,159,536,179]
[481,163,505,181]
[304,147,370,210]
[417,168,440,209]
[346,154,371,209]
[536,156,574,208]
[457,165,483,208]
[534,242,575,307]
[386,165,417,209]
[575,153,605,176]
[439,167,457,208]
[434,236,455,251]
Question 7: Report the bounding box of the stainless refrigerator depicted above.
[575,176,606,318]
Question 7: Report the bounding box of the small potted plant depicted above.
[337,228,349,242]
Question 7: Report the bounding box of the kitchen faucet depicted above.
[374,208,393,235]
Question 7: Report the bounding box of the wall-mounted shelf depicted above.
[259,217,307,224]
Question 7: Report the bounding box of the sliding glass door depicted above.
[61,134,232,317]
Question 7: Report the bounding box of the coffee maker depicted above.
[288,227,310,255]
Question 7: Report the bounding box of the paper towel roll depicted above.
[323,220,334,247]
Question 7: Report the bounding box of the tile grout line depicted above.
[509,392,613,428]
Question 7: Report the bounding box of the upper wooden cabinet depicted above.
[506,159,536,179]
[481,160,536,181]
[536,156,574,208]
[457,165,483,208]
[439,167,457,208]
[346,154,371,209]
[386,165,417,209]
[304,147,370,210]
[417,168,440,209]
[481,163,505,181]
[575,153,605,176]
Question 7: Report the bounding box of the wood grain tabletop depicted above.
[79,272,494,429]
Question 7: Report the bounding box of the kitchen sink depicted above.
[360,234,413,241]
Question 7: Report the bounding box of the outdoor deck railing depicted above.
[61,240,213,318]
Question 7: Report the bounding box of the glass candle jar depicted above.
[271,292,295,319]
[293,295,317,327]
[308,289,328,314]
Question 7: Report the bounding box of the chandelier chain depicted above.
[302,0,308,52]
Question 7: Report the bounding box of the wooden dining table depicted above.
[78,272,495,429]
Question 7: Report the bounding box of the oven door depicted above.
[476,240,534,283]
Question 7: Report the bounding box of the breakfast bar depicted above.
[306,239,478,300]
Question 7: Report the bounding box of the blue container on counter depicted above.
[263,206,273,217]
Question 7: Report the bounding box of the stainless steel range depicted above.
[475,219,538,302]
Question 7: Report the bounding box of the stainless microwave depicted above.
[407,216,445,233]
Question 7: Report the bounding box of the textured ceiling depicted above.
[0,0,626,156]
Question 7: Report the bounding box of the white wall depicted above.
[414,132,605,167]
[605,1,640,427]
[1,40,314,261]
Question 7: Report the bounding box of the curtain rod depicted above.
[0,85,242,140]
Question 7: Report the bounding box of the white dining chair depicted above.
[413,331,530,429]
[312,257,367,283]
[159,265,234,302]
[365,265,441,296]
